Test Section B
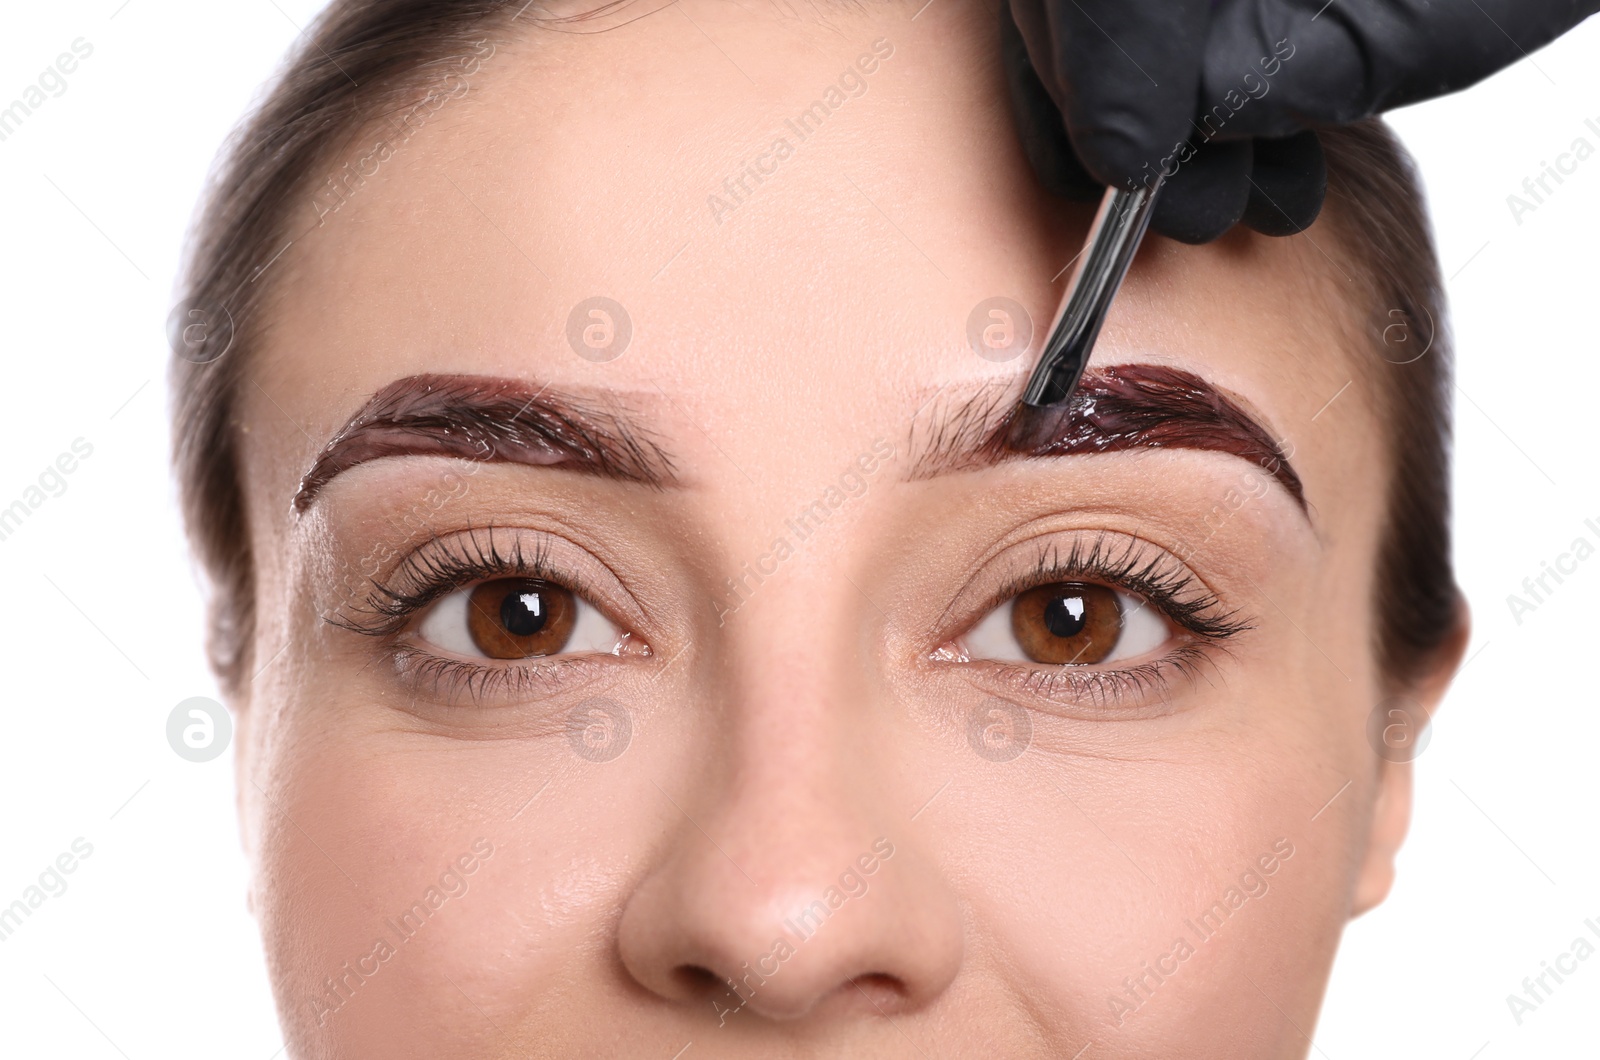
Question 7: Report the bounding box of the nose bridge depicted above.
[723,563,872,777]
[615,561,963,1021]
[696,567,894,934]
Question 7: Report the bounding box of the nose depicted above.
[615,595,963,1023]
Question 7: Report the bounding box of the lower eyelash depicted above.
[974,644,1223,713]
[387,645,615,707]
[944,532,1251,709]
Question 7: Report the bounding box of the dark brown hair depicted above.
[173,0,557,691]
[1317,120,1464,686]
[171,0,1461,695]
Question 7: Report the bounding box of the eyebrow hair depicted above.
[292,374,678,513]
[908,363,1306,510]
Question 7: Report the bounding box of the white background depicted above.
[0,2,1595,1057]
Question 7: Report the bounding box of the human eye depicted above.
[938,532,1251,710]
[960,581,1168,666]
[417,578,620,660]
[332,525,649,704]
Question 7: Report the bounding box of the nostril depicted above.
[672,964,726,999]
[846,972,908,1012]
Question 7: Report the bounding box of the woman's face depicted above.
[235,2,1432,1056]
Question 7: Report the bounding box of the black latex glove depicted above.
[1004,0,1600,243]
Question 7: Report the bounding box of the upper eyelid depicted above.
[389,533,577,604]
[360,536,570,630]
[934,528,1125,630]
[331,525,641,639]
[937,531,1249,646]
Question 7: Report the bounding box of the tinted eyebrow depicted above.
[909,363,1306,511]
[293,373,678,513]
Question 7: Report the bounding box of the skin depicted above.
[227,1,1468,1056]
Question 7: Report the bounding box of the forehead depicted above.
[245,0,1377,524]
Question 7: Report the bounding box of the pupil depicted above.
[501,588,547,637]
[1042,593,1087,638]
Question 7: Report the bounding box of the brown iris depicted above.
[1010,582,1123,665]
[465,578,577,659]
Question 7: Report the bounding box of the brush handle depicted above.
[1021,177,1164,408]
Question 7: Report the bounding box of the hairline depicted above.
[172,3,1454,695]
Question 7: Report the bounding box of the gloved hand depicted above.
[1003,0,1600,243]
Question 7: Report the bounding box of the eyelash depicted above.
[333,528,1247,711]
[331,525,624,703]
[953,533,1251,709]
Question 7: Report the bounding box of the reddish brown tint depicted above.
[1001,363,1305,510]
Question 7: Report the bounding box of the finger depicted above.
[1006,0,1061,105]
[1203,0,1600,140]
[1038,0,1213,189]
[1150,138,1253,244]
[1001,0,1104,201]
[1203,0,1363,136]
[1241,130,1326,236]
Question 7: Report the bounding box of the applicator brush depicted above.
[1006,175,1165,451]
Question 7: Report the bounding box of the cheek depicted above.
[249,717,637,1053]
[959,719,1364,1050]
